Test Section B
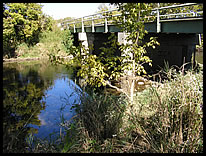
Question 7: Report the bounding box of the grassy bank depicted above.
[58,65,203,153]
[3,25,70,61]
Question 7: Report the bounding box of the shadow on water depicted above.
[3,60,81,153]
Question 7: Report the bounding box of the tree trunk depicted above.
[130,60,135,105]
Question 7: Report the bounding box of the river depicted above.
[3,59,81,152]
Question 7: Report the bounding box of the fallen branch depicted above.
[103,79,130,99]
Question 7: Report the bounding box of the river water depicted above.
[3,59,81,152]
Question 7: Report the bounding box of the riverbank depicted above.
[3,55,73,63]
[59,67,203,153]
[3,27,73,64]
[4,47,203,64]
[3,57,48,63]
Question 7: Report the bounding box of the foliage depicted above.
[14,21,70,58]
[78,91,126,140]
[125,66,203,153]
[112,3,159,75]
[3,3,53,58]
[38,26,68,57]
[61,29,74,53]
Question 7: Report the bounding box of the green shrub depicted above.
[61,29,74,54]
[16,42,30,57]
[15,27,72,58]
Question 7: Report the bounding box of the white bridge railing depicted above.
[60,3,203,33]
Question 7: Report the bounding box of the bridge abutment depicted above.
[72,32,199,72]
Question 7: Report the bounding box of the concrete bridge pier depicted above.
[78,32,89,55]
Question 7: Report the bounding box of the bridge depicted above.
[60,3,203,71]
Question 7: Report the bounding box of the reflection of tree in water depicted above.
[3,61,76,152]
[3,67,47,153]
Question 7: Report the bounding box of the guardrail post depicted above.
[74,21,76,33]
[105,17,108,33]
[92,17,95,32]
[123,16,126,32]
[82,17,84,32]
[157,3,161,33]
[123,16,126,23]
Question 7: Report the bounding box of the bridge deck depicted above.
[61,3,203,34]
[70,18,203,33]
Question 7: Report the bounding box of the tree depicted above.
[153,3,203,18]
[60,3,159,105]
[3,3,53,57]
[97,3,109,13]
[94,3,119,26]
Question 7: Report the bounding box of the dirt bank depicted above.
[3,57,49,63]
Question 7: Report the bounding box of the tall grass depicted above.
[61,65,203,153]
[122,65,203,153]
[60,90,126,153]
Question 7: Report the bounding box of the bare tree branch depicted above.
[103,79,130,99]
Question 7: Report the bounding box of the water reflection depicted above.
[3,60,80,152]
[28,77,81,140]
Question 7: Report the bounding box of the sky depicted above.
[41,3,111,20]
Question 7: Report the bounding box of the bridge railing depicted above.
[60,3,203,33]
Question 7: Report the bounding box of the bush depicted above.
[61,29,74,54]
[14,27,72,58]
[16,43,30,57]
[79,92,126,140]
